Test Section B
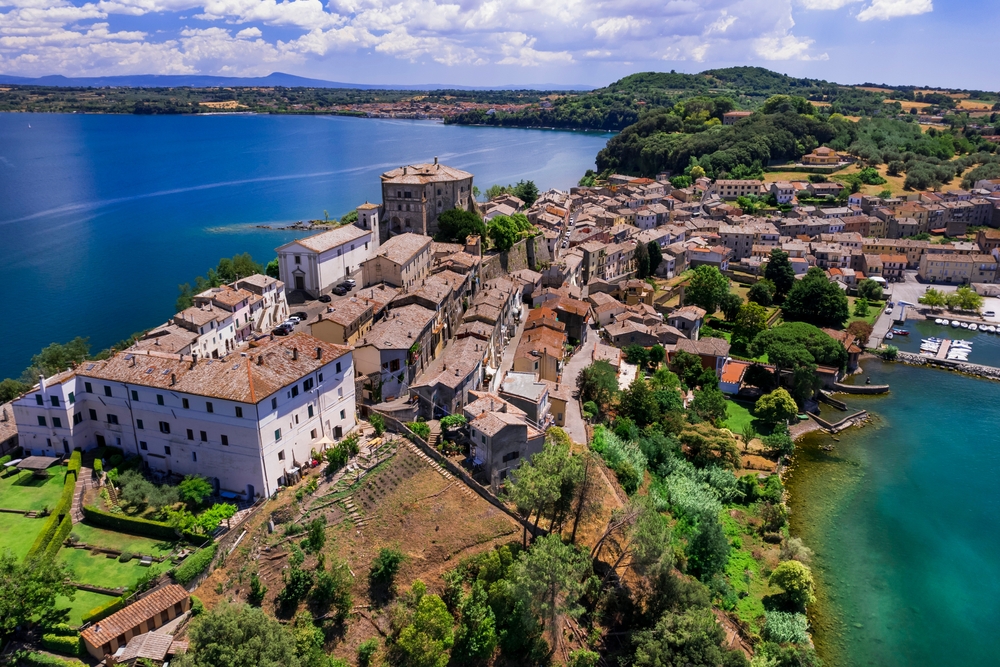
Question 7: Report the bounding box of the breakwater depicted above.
[895,350,1000,381]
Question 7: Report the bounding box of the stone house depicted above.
[81,585,190,661]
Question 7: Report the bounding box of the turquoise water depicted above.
[786,361,1000,666]
[0,114,612,378]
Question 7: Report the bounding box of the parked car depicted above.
[986,311,996,317]
[332,285,349,296]
[272,324,292,336]
[337,281,354,292]
[343,278,356,287]
[318,294,331,303]
[292,311,308,321]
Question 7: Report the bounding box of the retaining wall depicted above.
[896,351,1000,382]
[831,382,890,395]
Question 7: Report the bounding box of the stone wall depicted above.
[479,235,551,282]
[831,382,890,395]
[896,351,1000,381]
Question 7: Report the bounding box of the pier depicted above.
[935,339,951,361]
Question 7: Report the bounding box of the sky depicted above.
[0,0,996,90]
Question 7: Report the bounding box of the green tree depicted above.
[919,287,948,309]
[649,344,666,367]
[686,517,730,580]
[265,258,280,278]
[487,214,532,252]
[670,350,706,389]
[632,607,736,667]
[648,241,664,274]
[591,496,671,583]
[853,297,870,317]
[754,389,798,425]
[763,424,795,457]
[635,241,651,279]
[748,279,775,307]
[20,337,91,384]
[720,292,743,322]
[781,267,850,327]
[691,386,727,424]
[764,249,796,299]
[769,560,816,609]
[435,209,486,243]
[733,302,768,343]
[857,278,884,301]
[303,517,327,553]
[178,475,214,507]
[248,573,267,606]
[576,360,618,415]
[395,594,455,667]
[369,547,405,592]
[0,378,29,402]
[750,322,847,371]
[621,376,658,428]
[685,265,731,314]
[513,180,540,206]
[743,364,777,392]
[624,344,649,367]
[509,535,592,656]
[174,602,300,667]
[950,286,984,311]
[453,581,498,664]
[0,552,76,637]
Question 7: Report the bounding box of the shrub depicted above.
[172,543,219,585]
[357,638,379,667]
[18,652,79,667]
[44,623,76,637]
[369,547,405,588]
[81,597,126,625]
[119,551,133,563]
[762,610,810,644]
[190,595,205,616]
[248,573,267,605]
[769,560,816,609]
[26,453,79,559]
[82,505,201,543]
[590,425,647,494]
[41,634,82,658]
[93,459,103,475]
[369,412,385,436]
[407,421,431,440]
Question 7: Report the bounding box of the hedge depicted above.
[80,596,126,625]
[19,653,79,667]
[46,514,73,560]
[46,623,77,636]
[92,459,102,475]
[41,633,83,658]
[25,452,80,559]
[81,505,204,544]
[172,543,218,585]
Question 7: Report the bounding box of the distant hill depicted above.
[0,71,592,91]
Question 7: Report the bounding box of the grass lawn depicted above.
[0,470,66,511]
[59,546,171,590]
[723,400,756,434]
[70,522,175,557]
[0,512,45,560]
[55,589,120,627]
[846,297,883,327]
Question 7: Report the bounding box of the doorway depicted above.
[96,434,106,448]
[295,276,305,290]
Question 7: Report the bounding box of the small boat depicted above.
[961,322,969,329]
[935,318,944,325]
[952,321,961,328]
[988,326,997,333]
[952,341,973,349]
[885,332,894,340]
[969,324,979,331]
[891,329,909,336]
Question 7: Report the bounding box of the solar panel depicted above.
[86,363,95,370]
[146,367,154,374]
[162,369,170,375]
[124,354,134,361]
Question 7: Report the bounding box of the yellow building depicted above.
[802,147,842,165]
[310,298,373,345]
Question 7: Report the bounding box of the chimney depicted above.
[190,353,198,370]
[2,407,7,422]
[38,374,45,392]
[257,355,264,366]
[434,156,438,165]
[316,347,322,360]
[292,348,298,361]
[155,338,160,346]
[170,373,177,386]
[455,368,460,376]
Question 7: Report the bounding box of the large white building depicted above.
[276,222,375,298]
[11,332,356,499]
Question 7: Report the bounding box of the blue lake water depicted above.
[0,113,612,379]
[786,360,1000,666]
[888,317,1000,367]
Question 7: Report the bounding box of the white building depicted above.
[11,333,356,499]
[277,224,374,298]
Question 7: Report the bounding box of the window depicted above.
[310,429,317,439]
[50,395,59,407]
[136,419,144,430]
[275,428,282,441]
[164,446,171,455]
[340,410,345,420]
[295,255,301,265]
[73,412,82,425]
[318,373,323,382]
[158,421,170,434]
[192,452,198,462]
[131,390,139,401]
[157,394,164,406]
[303,378,314,392]
[278,450,285,460]
[307,405,314,418]
[182,398,189,409]
[502,451,520,463]
[336,362,342,373]
[107,414,119,425]
[104,386,112,397]
[235,406,243,418]
[68,392,75,404]
[221,435,229,446]
[37,416,46,427]
[35,395,43,406]
[290,385,299,398]
[89,409,97,421]
[206,402,213,413]
[52,417,62,428]
[389,359,400,372]
[200,431,207,442]
[338,388,343,397]
[481,434,486,444]
[271,397,278,410]
[139,441,147,451]
[85,382,93,393]
[187,429,194,440]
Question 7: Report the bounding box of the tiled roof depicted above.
[82,585,189,650]
[381,162,473,184]
[317,298,372,327]
[84,333,350,404]
[358,304,436,351]
[373,233,432,266]
[354,284,401,313]
[119,631,174,662]
[285,224,369,254]
[676,337,731,358]
[410,337,484,390]
[464,392,525,419]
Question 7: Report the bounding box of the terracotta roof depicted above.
[525,307,565,332]
[194,285,253,310]
[670,305,706,321]
[381,162,473,184]
[284,224,370,254]
[675,337,730,358]
[372,233,432,266]
[464,392,525,419]
[82,585,189,650]
[358,304,436,350]
[119,631,174,663]
[84,333,350,404]
[317,298,372,327]
[720,360,749,384]
[516,325,567,361]
[354,284,401,313]
[410,337,484,390]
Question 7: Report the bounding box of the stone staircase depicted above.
[426,420,442,449]
[342,495,369,529]
[70,465,93,524]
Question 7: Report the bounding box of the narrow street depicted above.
[560,334,596,446]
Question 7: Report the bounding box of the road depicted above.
[560,333,596,446]
[284,268,364,334]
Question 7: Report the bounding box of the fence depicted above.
[375,411,543,539]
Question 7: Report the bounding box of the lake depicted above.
[888,317,1000,367]
[0,113,612,379]
[786,360,1000,666]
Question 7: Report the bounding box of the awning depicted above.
[312,435,335,447]
[3,459,22,468]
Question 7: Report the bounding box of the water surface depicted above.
[786,360,1000,666]
[0,113,611,378]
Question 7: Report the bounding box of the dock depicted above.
[936,339,951,360]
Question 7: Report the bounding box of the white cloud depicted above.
[755,33,828,60]
[856,0,932,20]
[797,0,860,9]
